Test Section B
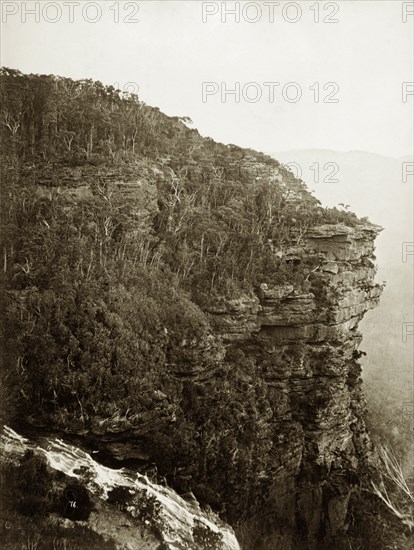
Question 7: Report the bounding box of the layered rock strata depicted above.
[207,222,383,548]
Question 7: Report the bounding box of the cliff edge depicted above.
[0,69,386,549]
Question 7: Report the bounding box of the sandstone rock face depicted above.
[28,217,380,548]
[0,426,240,550]
[80,219,382,548]
[206,222,383,548]
[29,169,384,547]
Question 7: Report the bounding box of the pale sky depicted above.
[1,0,413,157]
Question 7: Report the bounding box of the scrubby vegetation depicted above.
[347,489,414,550]
[0,68,363,520]
[0,451,115,550]
[107,486,164,538]
[1,68,402,547]
[192,520,224,549]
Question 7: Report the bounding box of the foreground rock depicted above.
[0,426,240,550]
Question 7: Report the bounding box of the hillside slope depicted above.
[0,69,408,549]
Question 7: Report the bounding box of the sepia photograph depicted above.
[0,1,413,548]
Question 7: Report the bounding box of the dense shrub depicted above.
[107,486,133,508]
[59,483,92,521]
[0,452,94,522]
[107,486,164,536]
[0,68,367,529]
[192,520,223,549]
[0,452,54,517]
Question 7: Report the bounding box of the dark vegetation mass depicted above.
[0,450,115,550]
[1,68,388,539]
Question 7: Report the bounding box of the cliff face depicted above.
[1,71,385,549]
[1,221,382,550]
[5,174,383,549]
[205,222,383,548]
[53,215,381,548]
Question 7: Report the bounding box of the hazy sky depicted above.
[1,0,413,157]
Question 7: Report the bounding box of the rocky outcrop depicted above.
[0,426,240,550]
[205,222,383,548]
[38,220,381,548]
[0,71,388,549]
[21,182,381,548]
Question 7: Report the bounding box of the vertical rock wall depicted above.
[207,223,383,547]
